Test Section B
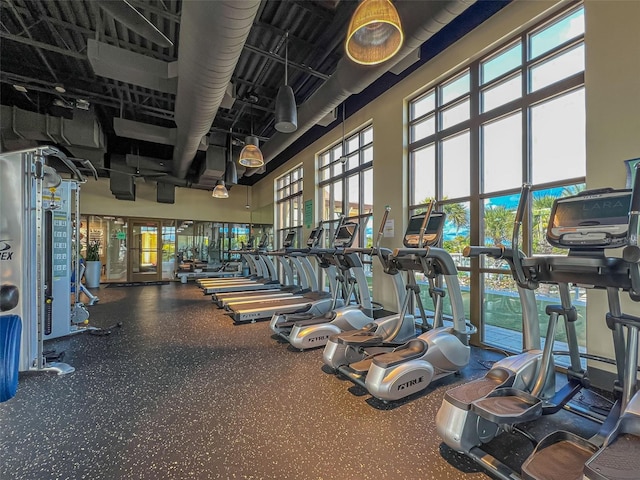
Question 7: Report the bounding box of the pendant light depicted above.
[212,180,228,198]
[224,128,238,186]
[339,102,348,163]
[213,130,237,199]
[345,0,404,66]
[274,31,298,133]
[238,100,264,168]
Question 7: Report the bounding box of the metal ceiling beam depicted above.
[0,77,175,122]
[0,73,175,117]
[243,43,330,80]
[253,21,315,51]
[3,69,174,110]
[231,76,278,98]
[126,0,181,23]
[233,98,274,114]
[0,30,87,59]
[291,0,334,22]
[5,6,177,62]
[4,0,59,82]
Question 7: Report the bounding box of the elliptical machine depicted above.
[324,205,475,402]
[436,179,640,480]
[323,206,444,369]
[269,217,375,349]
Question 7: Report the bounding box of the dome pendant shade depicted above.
[238,135,264,168]
[345,0,404,66]
[212,180,229,198]
[274,84,298,133]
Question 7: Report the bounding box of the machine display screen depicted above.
[552,193,631,228]
[283,231,295,247]
[334,223,357,247]
[307,228,323,247]
[406,215,427,235]
[404,212,445,247]
[548,190,631,248]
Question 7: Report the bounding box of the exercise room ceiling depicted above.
[0,0,501,188]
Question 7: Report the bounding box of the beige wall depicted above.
[251,0,640,365]
[252,0,566,307]
[584,0,640,371]
[81,178,251,223]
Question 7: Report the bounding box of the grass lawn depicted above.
[366,274,587,347]
[418,286,587,347]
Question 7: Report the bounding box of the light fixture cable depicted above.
[274,30,298,133]
[239,97,265,167]
[340,102,347,163]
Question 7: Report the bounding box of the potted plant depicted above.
[84,240,102,288]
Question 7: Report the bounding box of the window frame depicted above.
[275,164,304,249]
[407,4,586,352]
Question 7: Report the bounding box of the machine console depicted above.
[257,233,269,249]
[307,227,324,248]
[547,189,631,249]
[333,222,359,248]
[282,231,296,248]
[403,212,445,247]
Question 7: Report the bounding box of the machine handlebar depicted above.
[463,246,505,259]
[624,162,640,298]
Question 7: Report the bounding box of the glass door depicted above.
[129,220,161,282]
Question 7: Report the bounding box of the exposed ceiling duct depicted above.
[0,105,105,166]
[172,0,261,179]
[95,0,174,48]
[249,0,475,176]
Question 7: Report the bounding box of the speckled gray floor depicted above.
[0,283,602,479]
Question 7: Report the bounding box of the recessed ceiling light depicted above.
[54,84,66,93]
[12,85,27,93]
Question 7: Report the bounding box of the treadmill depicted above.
[215,228,323,307]
[226,221,359,324]
[197,235,271,288]
[200,235,283,295]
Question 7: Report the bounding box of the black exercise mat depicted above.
[106,281,170,287]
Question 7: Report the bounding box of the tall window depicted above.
[275,165,303,248]
[408,5,586,355]
[319,125,374,290]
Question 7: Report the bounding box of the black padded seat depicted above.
[371,339,427,369]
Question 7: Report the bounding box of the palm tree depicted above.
[442,202,469,233]
[532,194,557,254]
[561,183,586,197]
[484,205,515,246]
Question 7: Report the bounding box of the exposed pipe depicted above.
[247,0,475,176]
[172,0,261,179]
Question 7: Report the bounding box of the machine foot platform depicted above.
[584,433,640,480]
[521,431,597,480]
